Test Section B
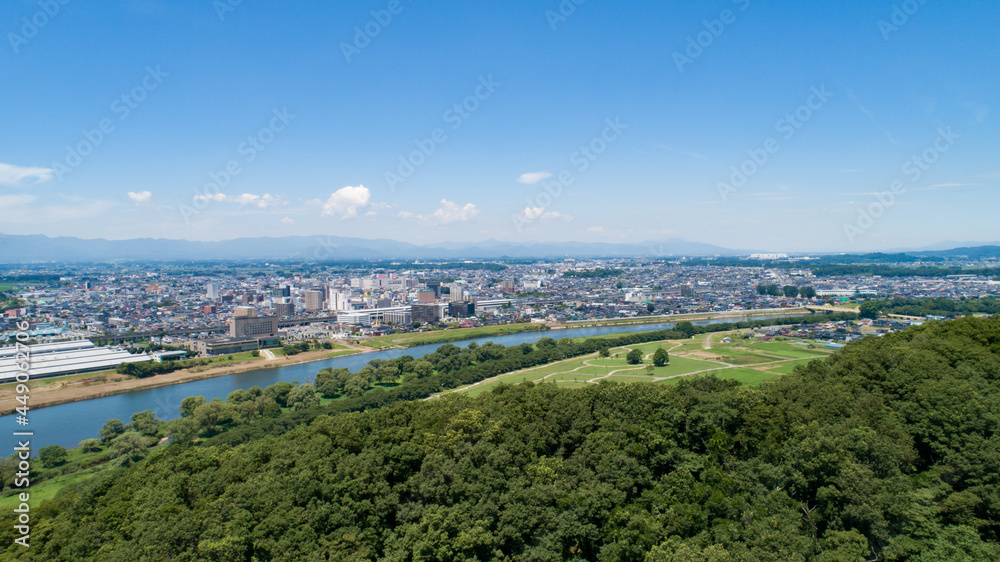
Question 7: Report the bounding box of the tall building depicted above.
[328,290,351,312]
[206,283,220,300]
[446,283,465,302]
[272,285,291,298]
[501,280,517,294]
[303,290,324,312]
[230,315,278,338]
[426,280,442,298]
[274,297,294,318]
[416,289,436,303]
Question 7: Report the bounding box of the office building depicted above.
[231,315,279,338]
[304,290,324,312]
[416,289,436,303]
[206,282,220,300]
[411,303,445,323]
[274,298,294,318]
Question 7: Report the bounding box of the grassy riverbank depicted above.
[359,323,549,349]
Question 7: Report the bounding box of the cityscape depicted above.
[2,0,999,559]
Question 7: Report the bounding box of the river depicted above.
[5,315,789,449]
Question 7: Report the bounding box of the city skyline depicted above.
[2,1,998,252]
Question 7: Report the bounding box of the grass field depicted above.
[453,334,829,396]
[0,283,14,292]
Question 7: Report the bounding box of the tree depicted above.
[783,285,799,298]
[675,321,697,338]
[799,286,817,299]
[859,300,880,320]
[108,431,149,467]
[653,347,669,367]
[128,410,162,437]
[266,381,294,407]
[166,417,201,444]
[599,348,611,358]
[194,399,232,435]
[99,419,126,444]
[38,445,68,468]
[626,349,643,365]
[180,396,206,417]
[78,438,102,453]
[646,303,655,313]
[286,384,320,411]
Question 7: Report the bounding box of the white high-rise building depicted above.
[328,289,352,312]
[206,283,220,300]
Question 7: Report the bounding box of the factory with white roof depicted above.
[0,340,152,382]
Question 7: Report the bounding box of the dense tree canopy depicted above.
[25,311,999,561]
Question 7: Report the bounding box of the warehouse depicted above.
[0,340,152,382]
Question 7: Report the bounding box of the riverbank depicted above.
[0,345,368,414]
[360,323,550,349]
[559,307,811,328]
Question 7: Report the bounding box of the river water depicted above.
[6,315,788,449]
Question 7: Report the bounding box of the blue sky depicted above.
[1,0,997,252]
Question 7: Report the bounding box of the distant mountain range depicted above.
[1,234,998,263]
[0,234,746,263]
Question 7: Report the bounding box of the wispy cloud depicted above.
[0,163,53,186]
[520,206,572,221]
[194,192,284,208]
[516,171,552,184]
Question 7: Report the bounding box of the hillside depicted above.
[3,316,1000,560]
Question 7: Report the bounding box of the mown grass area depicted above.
[362,324,548,348]
[0,283,14,292]
[744,341,832,359]
[0,466,102,512]
[712,367,781,386]
[765,358,819,374]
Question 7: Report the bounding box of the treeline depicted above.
[873,296,1000,317]
[756,284,817,298]
[562,268,623,278]
[810,264,998,277]
[7,316,1000,559]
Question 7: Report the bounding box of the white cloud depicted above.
[0,163,53,186]
[428,200,480,224]
[516,171,552,184]
[280,217,295,225]
[399,200,480,225]
[587,226,605,233]
[127,191,152,206]
[0,194,37,207]
[320,185,371,218]
[193,192,284,208]
[520,206,572,221]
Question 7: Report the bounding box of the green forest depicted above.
[871,296,1000,318]
[3,316,1000,560]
